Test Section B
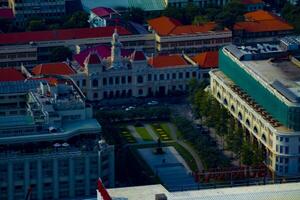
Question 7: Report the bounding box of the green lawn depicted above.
[172,143,197,172]
[120,128,137,143]
[135,127,153,141]
[151,122,171,141]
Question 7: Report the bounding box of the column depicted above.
[8,161,13,200]
[37,160,43,200]
[109,146,115,187]
[24,160,30,197]
[84,156,90,196]
[69,158,75,198]
[53,159,59,199]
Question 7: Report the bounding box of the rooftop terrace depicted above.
[224,41,300,105]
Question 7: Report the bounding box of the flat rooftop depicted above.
[224,44,300,104]
[85,182,300,200]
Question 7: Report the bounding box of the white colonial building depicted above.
[69,29,213,101]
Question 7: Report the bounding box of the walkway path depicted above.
[143,124,159,141]
[127,125,143,143]
[167,122,204,172]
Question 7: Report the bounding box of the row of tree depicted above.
[26,11,89,31]
[123,0,246,29]
[282,3,300,33]
[189,79,264,166]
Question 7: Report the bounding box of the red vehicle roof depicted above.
[0,26,132,45]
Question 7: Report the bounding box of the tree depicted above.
[193,15,209,25]
[282,3,300,33]
[241,141,254,166]
[123,7,146,24]
[50,47,72,62]
[215,1,246,29]
[63,11,89,28]
[183,3,201,24]
[162,6,184,22]
[27,19,47,31]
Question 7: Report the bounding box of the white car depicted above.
[125,106,135,111]
[147,100,159,106]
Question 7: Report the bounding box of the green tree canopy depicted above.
[27,19,47,31]
[63,11,89,29]
[50,47,72,62]
[282,3,300,33]
[123,7,146,24]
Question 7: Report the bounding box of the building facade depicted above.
[0,26,155,69]
[57,30,212,101]
[8,0,67,27]
[210,38,300,177]
[0,75,114,200]
[233,10,294,44]
[164,0,230,7]
[148,16,232,55]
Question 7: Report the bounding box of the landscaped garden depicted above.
[135,126,153,141]
[119,127,137,144]
[151,122,171,141]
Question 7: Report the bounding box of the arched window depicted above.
[115,90,120,97]
[246,119,250,127]
[137,75,143,83]
[109,91,114,98]
[238,112,243,120]
[231,105,235,112]
[253,126,258,134]
[93,92,98,99]
[92,79,98,87]
[127,89,132,97]
[103,92,108,99]
[103,78,107,85]
[223,98,228,106]
[262,134,267,142]
[217,92,221,99]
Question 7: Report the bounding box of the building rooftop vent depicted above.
[155,193,168,200]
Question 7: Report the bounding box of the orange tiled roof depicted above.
[148,55,188,68]
[244,10,278,21]
[193,51,219,69]
[32,62,76,76]
[148,16,182,36]
[148,16,219,36]
[242,0,263,5]
[170,23,217,35]
[234,10,293,32]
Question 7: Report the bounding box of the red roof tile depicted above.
[32,62,75,76]
[192,51,219,69]
[148,55,188,68]
[0,68,25,82]
[74,45,132,66]
[148,16,221,36]
[0,26,131,45]
[131,50,146,61]
[234,10,293,32]
[242,0,263,5]
[0,8,14,20]
[29,77,58,86]
[85,51,101,65]
[92,7,117,17]
[148,16,182,36]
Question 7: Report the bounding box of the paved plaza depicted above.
[138,147,198,191]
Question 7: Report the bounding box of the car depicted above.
[147,100,159,106]
[125,106,135,111]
